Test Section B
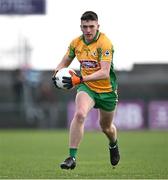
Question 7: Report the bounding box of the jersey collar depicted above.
[82,31,100,45]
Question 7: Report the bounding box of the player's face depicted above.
[80,20,99,43]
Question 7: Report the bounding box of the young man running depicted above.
[52,11,120,170]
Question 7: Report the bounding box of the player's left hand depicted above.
[62,70,83,89]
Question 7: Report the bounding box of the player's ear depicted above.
[97,24,100,30]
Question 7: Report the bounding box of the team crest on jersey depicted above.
[105,50,110,56]
[92,51,97,57]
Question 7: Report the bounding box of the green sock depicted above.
[109,139,117,148]
[69,148,77,159]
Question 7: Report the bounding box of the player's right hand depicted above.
[52,70,60,89]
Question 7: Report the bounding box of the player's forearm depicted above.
[54,55,72,74]
[82,61,111,82]
[83,69,109,82]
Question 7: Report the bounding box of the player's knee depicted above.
[100,123,115,134]
[101,127,112,134]
[74,110,87,123]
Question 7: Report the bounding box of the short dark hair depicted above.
[81,11,98,21]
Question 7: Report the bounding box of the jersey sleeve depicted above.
[98,36,113,62]
[65,39,76,59]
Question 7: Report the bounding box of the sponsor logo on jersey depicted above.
[80,60,99,68]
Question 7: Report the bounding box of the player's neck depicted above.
[83,31,100,45]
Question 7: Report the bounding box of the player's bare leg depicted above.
[69,91,94,147]
[99,109,120,166]
[60,91,95,169]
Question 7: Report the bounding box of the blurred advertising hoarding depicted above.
[149,101,168,129]
[0,0,46,15]
[67,101,145,130]
[114,101,145,130]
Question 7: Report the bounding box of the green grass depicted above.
[0,130,168,179]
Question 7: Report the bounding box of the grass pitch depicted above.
[0,129,168,179]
